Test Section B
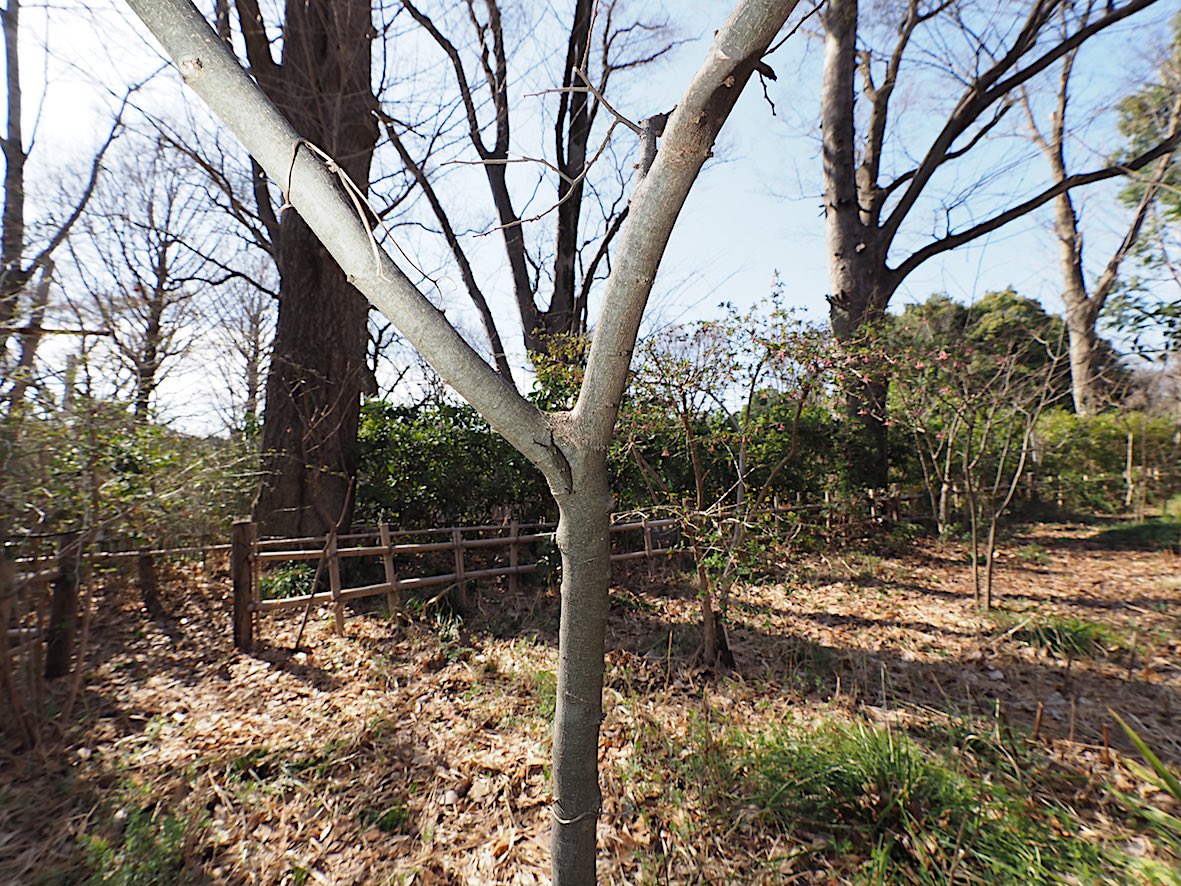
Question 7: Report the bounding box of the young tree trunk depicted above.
[549,447,611,883]
[124,3,799,880]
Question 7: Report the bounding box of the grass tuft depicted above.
[1004,615,1118,659]
[662,717,1110,884]
[80,782,200,886]
[1094,519,1181,551]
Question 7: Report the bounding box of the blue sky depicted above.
[12,0,1179,430]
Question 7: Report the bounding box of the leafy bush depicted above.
[258,563,317,600]
[1036,409,1179,514]
[355,399,552,528]
[4,398,257,550]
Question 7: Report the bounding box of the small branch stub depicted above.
[179,55,205,81]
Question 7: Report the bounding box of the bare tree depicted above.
[221,0,378,538]
[819,0,1180,486]
[64,137,226,423]
[632,302,826,666]
[209,273,275,436]
[125,0,800,879]
[387,0,677,365]
[0,0,132,544]
[0,0,128,364]
[1021,2,1180,415]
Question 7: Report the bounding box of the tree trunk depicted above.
[0,0,24,357]
[1053,188,1102,416]
[250,0,377,537]
[550,447,612,883]
[3,258,49,409]
[549,0,594,343]
[821,0,893,490]
[255,211,371,536]
[1064,296,1100,416]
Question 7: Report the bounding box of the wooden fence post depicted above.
[44,532,81,679]
[1,554,15,686]
[378,523,399,620]
[643,517,654,580]
[232,519,256,651]
[137,551,165,617]
[508,520,519,594]
[451,527,468,614]
[326,533,345,635]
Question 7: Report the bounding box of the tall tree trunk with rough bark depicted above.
[821,0,895,489]
[816,0,1180,485]
[238,0,378,537]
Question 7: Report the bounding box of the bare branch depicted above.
[892,130,1181,282]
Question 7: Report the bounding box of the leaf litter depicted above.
[0,521,1178,883]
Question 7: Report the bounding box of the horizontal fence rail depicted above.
[231,516,683,650]
[228,489,936,650]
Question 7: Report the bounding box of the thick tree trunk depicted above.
[251,0,377,537]
[821,0,892,490]
[255,213,370,536]
[1064,296,1100,416]
[1052,189,1101,416]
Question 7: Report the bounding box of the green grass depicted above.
[530,669,557,720]
[80,781,201,886]
[1094,519,1181,551]
[1013,544,1050,566]
[1001,615,1119,659]
[1108,711,1181,882]
[649,716,1114,884]
[361,803,412,834]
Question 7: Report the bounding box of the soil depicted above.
[1,520,1178,884]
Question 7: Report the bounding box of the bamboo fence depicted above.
[231,516,681,650]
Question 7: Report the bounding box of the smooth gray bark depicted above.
[123,0,799,880]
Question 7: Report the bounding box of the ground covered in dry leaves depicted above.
[2,520,1179,884]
